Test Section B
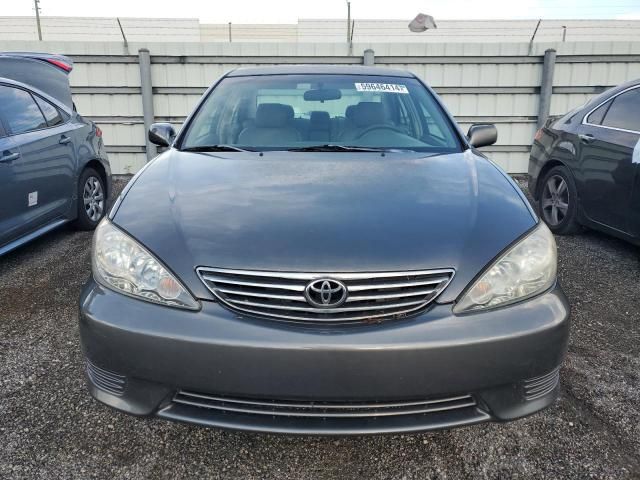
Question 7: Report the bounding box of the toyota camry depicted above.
[79,65,569,435]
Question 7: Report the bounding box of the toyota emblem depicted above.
[304,278,348,308]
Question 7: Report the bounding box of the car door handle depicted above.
[59,135,72,145]
[579,133,595,144]
[0,151,20,162]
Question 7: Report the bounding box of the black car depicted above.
[0,52,111,255]
[529,79,640,243]
[80,66,569,435]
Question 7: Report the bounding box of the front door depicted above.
[0,133,23,248]
[629,139,640,238]
[0,84,76,247]
[577,85,640,235]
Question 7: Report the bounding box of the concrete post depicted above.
[363,49,375,66]
[537,48,557,130]
[138,48,157,161]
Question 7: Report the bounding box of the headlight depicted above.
[92,220,199,310]
[454,223,557,313]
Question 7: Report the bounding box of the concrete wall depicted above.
[1,40,639,174]
[3,17,640,43]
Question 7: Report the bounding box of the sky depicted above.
[3,0,640,22]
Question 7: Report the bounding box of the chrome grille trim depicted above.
[202,276,306,292]
[231,297,428,313]
[173,390,477,418]
[347,277,450,291]
[197,267,455,324]
[346,288,437,302]
[202,268,454,281]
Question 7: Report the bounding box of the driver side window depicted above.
[601,88,640,132]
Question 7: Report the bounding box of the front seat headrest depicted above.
[345,105,356,121]
[310,111,331,130]
[352,102,385,127]
[255,103,294,128]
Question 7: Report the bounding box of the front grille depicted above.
[173,390,477,419]
[196,267,454,324]
[86,360,126,396]
[523,367,560,401]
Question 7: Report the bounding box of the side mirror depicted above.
[467,124,497,148]
[148,123,176,147]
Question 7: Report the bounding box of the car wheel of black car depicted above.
[74,168,106,230]
[538,166,580,235]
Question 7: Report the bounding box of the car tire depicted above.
[538,165,581,235]
[73,168,107,231]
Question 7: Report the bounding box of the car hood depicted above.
[113,149,536,302]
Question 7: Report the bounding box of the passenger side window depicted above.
[586,101,610,125]
[601,88,640,132]
[0,85,47,135]
[34,95,65,127]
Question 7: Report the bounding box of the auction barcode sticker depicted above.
[355,83,409,94]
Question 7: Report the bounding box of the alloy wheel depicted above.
[541,174,569,226]
[83,176,105,222]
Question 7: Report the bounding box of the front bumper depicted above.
[79,278,570,435]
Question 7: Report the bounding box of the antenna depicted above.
[34,0,43,41]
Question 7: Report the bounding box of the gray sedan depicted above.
[80,65,569,435]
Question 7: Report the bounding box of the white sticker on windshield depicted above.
[633,137,640,164]
[355,83,409,94]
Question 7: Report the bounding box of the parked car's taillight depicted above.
[534,129,544,141]
[95,126,103,138]
[43,58,72,72]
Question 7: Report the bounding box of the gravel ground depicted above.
[1,177,639,479]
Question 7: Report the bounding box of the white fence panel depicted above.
[2,40,640,174]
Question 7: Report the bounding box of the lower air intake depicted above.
[172,390,477,418]
[523,367,560,401]
[86,360,126,396]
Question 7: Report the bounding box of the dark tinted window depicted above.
[0,85,47,134]
[601,88,640,132]
[586,101,610,125]
[34,95,64,126]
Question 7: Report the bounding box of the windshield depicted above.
[179,74,461,152]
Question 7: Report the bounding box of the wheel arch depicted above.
[82,159,109,199]
[535,159,569,199]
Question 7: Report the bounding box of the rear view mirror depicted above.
[467,124,497,148]
[149,123,176,147]
[304,89,342,102]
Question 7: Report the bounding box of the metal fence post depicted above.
[138,48,157,161]
[537,48,557,130]
[363,49,375,66]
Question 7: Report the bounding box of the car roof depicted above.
[226,65,415,78]
[582,77,640,110]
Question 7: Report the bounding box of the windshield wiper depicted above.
[286,144,388,152]
[181,145,254,152]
